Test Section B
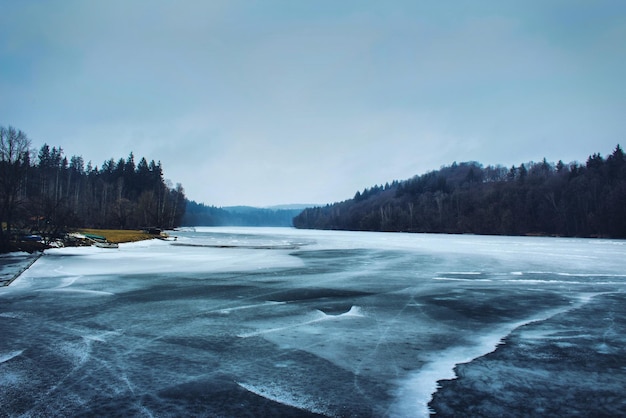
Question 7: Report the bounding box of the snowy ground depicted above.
[1,227,625,417]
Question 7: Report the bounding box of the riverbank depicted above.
[77,229,155,244]
[0,229,161,286]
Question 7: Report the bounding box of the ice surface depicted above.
[1,227,625,417]
[391,300,592,417]
[0,349,24,364]
[0,252,41,286]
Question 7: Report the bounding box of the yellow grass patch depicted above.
[77,229,153,244]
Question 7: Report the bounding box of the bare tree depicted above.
[0,126,32,245]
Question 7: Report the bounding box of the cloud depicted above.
[1,1,625,206]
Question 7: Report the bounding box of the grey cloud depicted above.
[1,1,624,206]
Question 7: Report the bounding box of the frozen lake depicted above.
[1,227,625,417]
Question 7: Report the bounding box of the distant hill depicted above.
[223,204,314,213]
[266,204,317,210]
[182,202,304,227]
[294,145,626,239]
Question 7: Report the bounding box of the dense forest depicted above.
[294,145,626,238]
[0,125,186,248]
[182,202,303,227]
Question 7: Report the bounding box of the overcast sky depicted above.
[1,1,625,207]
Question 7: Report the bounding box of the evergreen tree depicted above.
[294,145,626,239]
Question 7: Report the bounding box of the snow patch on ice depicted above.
[0,371,21,386]
[557,272,626,277]
[23,239,304,279]
[520,329,594,341]
[504,279,586,284]
[595,342,615,354]
[59,341,91,367]
[0,312,23,319]
[83,330,122,343]
[236,381,336,417]
[214,301,286,315]
[433,277,493,282]
[0,349,24,363]
[317,305,364,318]
[56,330,121,368]
[389,326,517,417]
[39,288,114,296]
[238,306,364,338]
[120,374,136,395]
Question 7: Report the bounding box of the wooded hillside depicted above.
[294,145,626,238]
[0,125,186,248]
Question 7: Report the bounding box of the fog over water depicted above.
[1,228,625,416]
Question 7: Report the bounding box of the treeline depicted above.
[0,125,186,246]
[294,145,626,238]
[183,201,302,227]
